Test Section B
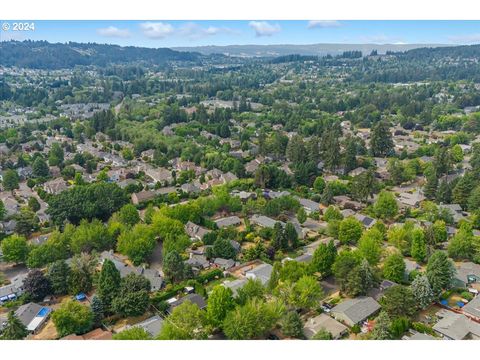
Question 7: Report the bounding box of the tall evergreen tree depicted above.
[97,259,121,311]
[370,121,394,157]
[1,311,28,340]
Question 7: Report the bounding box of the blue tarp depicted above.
[75,293,87,301]
[456,301,465,308]
[440,299,448,306]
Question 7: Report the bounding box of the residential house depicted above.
[462,295,480,321]
[131,315,164,338]
[439,204,466,223]
[43,178,68,195]
[15,302,52,334]
[185,221,211,241]
[222,278,248,297]
[131,191,157,205]
[245,263,273,285]
[303,313,348,339]
[453,262,480,288]
[167,293,206,314]
[331,297,381,327]
[296,197,320,214]
[433,309,480,340]
[214,216,242,229]
[354,214,377,229]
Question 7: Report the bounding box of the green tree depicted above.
[338,217,363,245]
[222,298,284,340]
[382,253,405,283]
[32,156,49,178]
[113,327,152,340]
[111,273,151,317]
[117,204,140,227]
[313,176,326,193]
[284,222,299,249]
[358,228,383,265]
[452,172,475,209]
[411,274,434,310]
[206,285,235,328]
[448,223,475,260]
[345,259,376,297]
[236,278,265,305]
[410,228,427,263]
[297,207,307,224]
[28,197,41,212]
[332,250,362,293]
[48,142,64,166]
[281,311,304,338]
[47,260,71,295]
[0,199,5,221]
[52,300,93,337]
[323,206,343,222]
[117,224,156,265]
[1,234,29,264]
[24,269,51,301]
[370,121,394,157]
[163,250,187,283]
[68,253,97,295]
[0,311,28,340]
[158,301,210,340]
[272,222,287,250]
[374,191,398,219]
[370,311,392,340]
[351,169,377,202]
[426,251,455,296]
[381,285,416,318]
[90,295,104,326]
[309,240,337,277]
[15,207,39,236]
[3,169,20,191]
[97,259,121,311]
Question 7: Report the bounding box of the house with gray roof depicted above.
[303,313,348,339]
[167,293,206,314]
[439,204,466,223]
[453,262,480,288]
[433,309,480,340]
[296,197,320,214]
[214,216,242,229]
[15,302,52,334]
[462,295,480,321]
[354,214,376,229]
[185,221,211,241]
[222,278,248,297]
[213,258,236,270]
[331,297,381,327]
[132,315,164,337]
[250,214,280,229]
[245,263,273,285]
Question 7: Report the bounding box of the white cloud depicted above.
[140,22,174,39]
[178,22,237,40]
[448,33,480,44]
[249,21,281,37]
[307,20,342,29]
[97,26,130,38]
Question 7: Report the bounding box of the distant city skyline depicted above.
[1,20,480,48]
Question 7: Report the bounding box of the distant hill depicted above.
[172,43,452,57]
[0,40,200,69]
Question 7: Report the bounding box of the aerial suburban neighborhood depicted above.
[1,19,480,343]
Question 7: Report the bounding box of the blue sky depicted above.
[1,20,480,47]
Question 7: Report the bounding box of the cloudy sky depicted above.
[1,20,480,47]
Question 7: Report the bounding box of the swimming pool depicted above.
[37,307,50,317]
